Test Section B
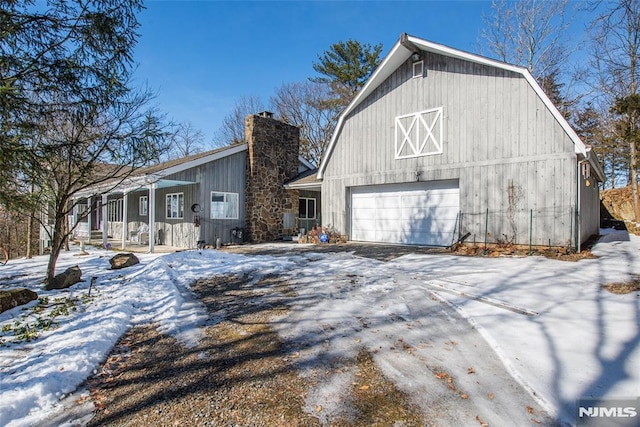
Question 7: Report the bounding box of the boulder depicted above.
[45,265,82,290]
[601,186,640,234]
[109,253,140,270]
[0,288,38,314]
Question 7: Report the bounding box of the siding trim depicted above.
[324,151,575,182]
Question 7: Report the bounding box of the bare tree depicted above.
[587,0,640,220]
[165,121,206,160]
[481,0,573,77]
[271,81,338,166]
[213,95,265,146]
[480,0,575,110]
[32,91,170,285]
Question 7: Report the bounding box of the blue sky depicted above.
[133,1,496,144]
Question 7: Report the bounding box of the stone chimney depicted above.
[244,113,300,242]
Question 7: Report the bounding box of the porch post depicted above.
[148,183,156,253]
[101,194,108,247]
[121,191,128,250]
[87,196,93,243]
[71,198,78,239]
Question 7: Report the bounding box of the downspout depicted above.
[576,160,586,253]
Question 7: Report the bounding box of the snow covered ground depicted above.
[0,229,638,426]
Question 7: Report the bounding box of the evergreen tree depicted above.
[0,0,169,285]
[312,39,384,110]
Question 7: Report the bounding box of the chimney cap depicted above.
[257,111,274,118]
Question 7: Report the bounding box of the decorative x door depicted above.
[395,107,443,159]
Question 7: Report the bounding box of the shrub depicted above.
[299,225,347,244]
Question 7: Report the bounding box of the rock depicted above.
[601,186,640,234]
[45,265,82,290]
[0,288,38,314]
[109,253,140,270]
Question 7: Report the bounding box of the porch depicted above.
[101,238,187,254]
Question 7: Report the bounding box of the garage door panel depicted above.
[401,193,428,204]
[377,209,402,220]
[427,192,458,205]
[376,218,404,231]
[352,194,376,207]
[405,231,451,245]
[376,195,402,209]
[408,220,458,234]
[425,206,459,217]
[352,218,376,231]
[351,180,459,247]
[376,229,404,243]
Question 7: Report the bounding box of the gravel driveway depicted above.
[85,243,558,426]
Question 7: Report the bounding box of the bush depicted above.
[299,225,347,244]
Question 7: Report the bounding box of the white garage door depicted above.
[350,180,460,246]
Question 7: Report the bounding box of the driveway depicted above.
[219,242,558,425]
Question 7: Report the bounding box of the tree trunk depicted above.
[63,215,70,251]
[610,152,616,189]
[25,212,35,258]
[45,213,67,286]
[631,139,639,222]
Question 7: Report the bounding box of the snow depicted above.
[1,229,639,426]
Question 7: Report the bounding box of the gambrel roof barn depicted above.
[318,33,604,250]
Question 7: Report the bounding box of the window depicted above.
[77,202,88,216]
[107,199,123,222]
[412,60,424,78]
[211,191,239,219]
[395,107,443,160]
[166,193,184,219]
[299,197,316,220]
[139,195,148,216]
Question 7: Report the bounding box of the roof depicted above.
[142,143,248,178]
[76,142,318,197]
[75,144,249,197]
[318,33,604,182]
[284,168,321,190]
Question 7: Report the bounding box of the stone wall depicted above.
[245,113,300,242]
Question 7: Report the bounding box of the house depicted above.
[68,112,317,252]
[317,33,604,251]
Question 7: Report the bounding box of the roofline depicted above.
[298,155,315,171]
[585,147,606,182]
[155,143,248,178]
[284,182,322,191]
[74,144,248,197]
[318,33,590,178]
[318,40,405,179]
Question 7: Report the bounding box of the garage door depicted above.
[350,180,459,246]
